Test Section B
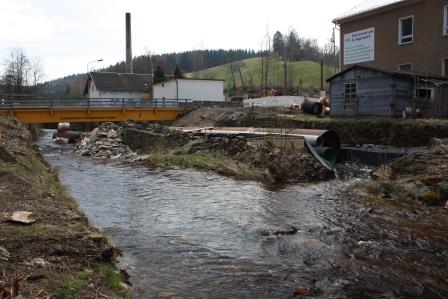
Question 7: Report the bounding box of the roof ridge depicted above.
[334,0,406,22]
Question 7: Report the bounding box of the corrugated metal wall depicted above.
[433,85,448,117]
[330,68,414,117]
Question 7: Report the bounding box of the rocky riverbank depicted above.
[74,121,334,187]
[0,116,128,298]
[356,138,448,207]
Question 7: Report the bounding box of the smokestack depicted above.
[125,12,133,73]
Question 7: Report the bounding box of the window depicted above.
[398,63,412,72]
[444,5,448,36]
[399,15,414,44]
[344,82,357,104]
[443,58,448,78]
[416,88,434,99]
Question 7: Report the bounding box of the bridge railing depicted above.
[0,98,189,109]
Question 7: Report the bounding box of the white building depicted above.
[84,72,152,100]
[153,78,225,102]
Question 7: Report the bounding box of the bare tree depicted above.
[30,57,44,87]
[3,48,28,93]
[1,48,44,93]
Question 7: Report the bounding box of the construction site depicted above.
[1,0,448,298]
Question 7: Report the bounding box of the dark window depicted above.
[399,16,413,44]
[443,58,448,78]
[345,83,357,104]
[416,88,433,99]
[398,64,412,72]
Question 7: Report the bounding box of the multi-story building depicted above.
[334,0,448,78]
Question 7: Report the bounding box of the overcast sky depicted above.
[0,0,361,81]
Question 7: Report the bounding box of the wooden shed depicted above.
[327,65,448,117]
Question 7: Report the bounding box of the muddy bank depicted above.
[180,107,448,146]
[0,116,128,298]
[326,184,448,298]
[75,122,334,187]
[356,138,448,207]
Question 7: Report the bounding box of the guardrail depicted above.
[0,98,189,109]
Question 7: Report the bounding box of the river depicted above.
[37,131,448,298]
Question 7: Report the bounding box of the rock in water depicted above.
[10,211,37,224]
[259,225,298,236]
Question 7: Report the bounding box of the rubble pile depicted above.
[74,122,137,160]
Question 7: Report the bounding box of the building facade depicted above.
[334,0,448,78]
[327,65,448,117]
[153,79,225,102]
[84,72,152,100]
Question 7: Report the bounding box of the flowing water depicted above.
[37,131,448,298]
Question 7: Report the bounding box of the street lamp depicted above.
[87,59,104,73]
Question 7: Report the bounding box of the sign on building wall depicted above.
[344,27,375,65]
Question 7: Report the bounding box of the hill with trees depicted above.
[37,49,260,95]
[3,27,338,96]
[186,57,337,93]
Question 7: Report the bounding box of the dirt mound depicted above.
[359,138,448,206]
[189,136,248,156]
[77,121,334,186]
[0,145,16,162]
[176,133,333,185]
[172,107,234,127]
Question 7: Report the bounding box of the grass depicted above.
[145,149,256,180]
[49,264,129,299]
[185,57,338,89]
[50,269,93,299]
[2,223,41,235]
[101,265,129,298]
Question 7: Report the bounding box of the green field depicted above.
[186,57,339,90]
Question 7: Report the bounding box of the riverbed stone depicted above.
[107,129,118,139]
[10,211,37,224]
[259,225,298,236]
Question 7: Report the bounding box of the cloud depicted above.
[0,0,54,44]
[0,0,362,80]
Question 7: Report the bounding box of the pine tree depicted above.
[173,64,184,78]
[153,65,165,84]
[272,31,284,56]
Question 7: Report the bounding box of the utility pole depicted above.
[283,41,288,95]
[265,50,269,90]
[261,55,264,91]
[320,58,324,91]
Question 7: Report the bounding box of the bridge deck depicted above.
[0,98,185,123]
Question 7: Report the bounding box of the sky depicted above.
[0,0,361,81]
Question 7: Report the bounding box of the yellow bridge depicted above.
[0,98,185,124]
